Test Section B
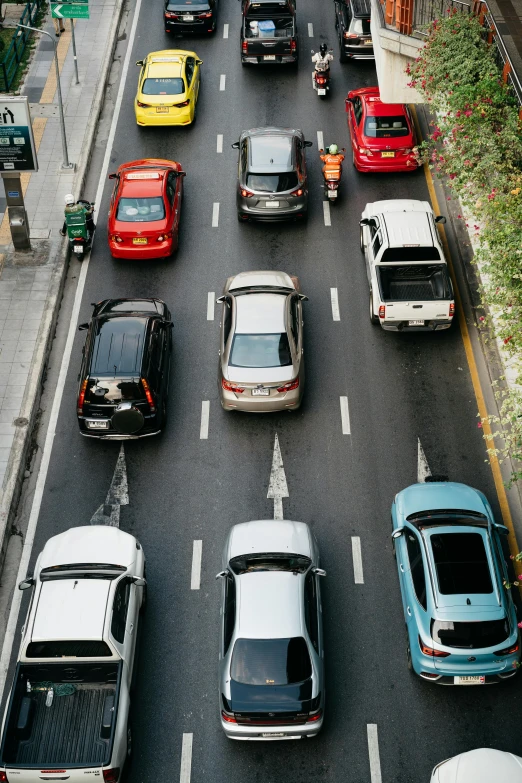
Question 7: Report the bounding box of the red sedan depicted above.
[107,158,185,259]
[345,87,419,173]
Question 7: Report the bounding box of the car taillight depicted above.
[307,709,322,723]
[137,101,151,108]
[290,188,304,196]
[174,100,190,107]
[419,636,450,658]
[165,10,178,17]
[495,642,519,656]
[221,710,237,723]
[200,11,213,17]
[242,40,248,54]
[0,770,8,782]
[360,148,373,156]
[77,379,88,415]
[111,235,123,243]
[344,32,359,40]
[449,302,455,317]
[102,770,120,783]
[141,377,156,412]
[157,231,173,241]
[277,378,299,393]
[222,378,245,394]
[240,188,254,198]
[378,305,385,319]
[402,148,412,154]
[290,38,297,51]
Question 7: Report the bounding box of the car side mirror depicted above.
[78,322,89,331]
[18,577,34,591]
[178,171,186,178]
[136,59,143,66]
[108,173,117,180]
[304,140,313,147]
[312,567,326,577]
[495,523,510,536]
[216,295,226,303]
[216,570,229,579]
[163,320,174,328]
[196,59,203,65]
[231,142,240,149]
[132,576,147,586]
[435,215,446,224]
[359,218,370,226]
[391,528,405,539]
[299,294,308,301]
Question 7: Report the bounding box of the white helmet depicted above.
[64,193,75,206]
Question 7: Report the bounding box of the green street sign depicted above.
[51,2,90,17]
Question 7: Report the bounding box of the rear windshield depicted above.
[230,553,311,575]
[431,619,509,649]
[229,333,292,368]
[231,637,312,685]
[380,248,441,262]
[26,641,113,658]
[350,17,371,34]
[246,172,298,193]
[116,197,165,222]
[84,379,144,405]
[141,77,184,95]
[364,115,409,138]
[431,532,493,595]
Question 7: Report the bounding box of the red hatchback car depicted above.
[108,158,185,259]
[345,87,418,173]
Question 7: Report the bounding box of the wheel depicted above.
[369,291,378,324]
[74,252,84,262]
[127,725,132,758]
[339,35,348,63]
[360,227,365,253]
[140,564,147,613]
[406,637,413,671]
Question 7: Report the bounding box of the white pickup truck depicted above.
[0,526,146,783]
[360,199,455,332]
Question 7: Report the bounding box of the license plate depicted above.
[262,733,285,737]
[266,201,280,208]
[73,244,84,253]
[133,237,148,244]
[252,388,270,396]
[408,320,424,326]
[86,420,110,430]
[381,151,395,158]
[364,39,373,44]
[184,14,194,20]
[156,107,169,113]
[264,55,276,61]
[454,676,485,685]
[328,190,338,198]
[318,88,326,95]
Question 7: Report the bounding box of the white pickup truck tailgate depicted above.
[6,767,103,783]
[384,301,451,323]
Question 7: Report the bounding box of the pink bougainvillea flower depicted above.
[504,336,514,345]
[464,109,473,117]
[449,173,456,179]
[477,421,483,428]
[474,225,480,230]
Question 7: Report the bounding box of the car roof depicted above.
[90,315,148,376]
[362,91,408,117]
[235,293,286,334]
[436,748,522,783]
[229,270,295,291]
[32,578,111,642]
[39,526,138,570]
[228,520,312,560]
[237,571,303,639]
[382,211,434,248]
[144,50,188,77]
[350,0,371,15]
[396,482,488,521]
[246,128,296,173]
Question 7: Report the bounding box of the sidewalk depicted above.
[0,0,124,558]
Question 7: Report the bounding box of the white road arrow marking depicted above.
[267,433,289,520]
[417,438,431,483]
[90,444,129,527]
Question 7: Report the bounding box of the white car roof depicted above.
[434,748,522,783]
[38,526,138,570]
[235,293,286,334]
[228,520,312,560]
[32,579,110,642]
[237,571,303,639]
[383,210,434,248]
[229,270,295,291]
[366,198,432,215]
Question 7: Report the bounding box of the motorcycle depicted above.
[64,200,95,260]
[320,148,345,202]
[311,49,333,98]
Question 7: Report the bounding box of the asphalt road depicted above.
[8,0,522,780]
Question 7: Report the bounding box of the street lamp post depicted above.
[17,23,73,169]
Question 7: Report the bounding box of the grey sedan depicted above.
[216,519,325,740]
[217,270,307,412]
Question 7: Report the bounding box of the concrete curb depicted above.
[0,0,126,571]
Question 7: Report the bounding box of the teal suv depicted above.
[391,480,520,684]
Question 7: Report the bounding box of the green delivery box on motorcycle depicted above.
[65,206,88,240]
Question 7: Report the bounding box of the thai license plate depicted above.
[408,320,424,326]
[252,388,270,396]
[262,733,285,737]
[267,201,279,208]
[264,55,276,60]
[73,244,84,253]
[133,237,148,244]
[184,14,194,20]
[328,190,338,198]
[86,420,110,430]
[454,676,485,685]
[156,106,169,113]
[364,39,373,44]
[318,88,326,95]
[381,151,395,158]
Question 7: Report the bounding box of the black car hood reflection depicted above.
[229,678,313,714]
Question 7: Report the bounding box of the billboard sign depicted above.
[0,97,37,173]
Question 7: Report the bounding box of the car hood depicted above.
[433,748,522,783]
[225,365,295,383]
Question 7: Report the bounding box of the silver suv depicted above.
[217,519,325,740]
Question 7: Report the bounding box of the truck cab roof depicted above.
[32,579,111,642]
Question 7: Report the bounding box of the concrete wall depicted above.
[371,0,425,104]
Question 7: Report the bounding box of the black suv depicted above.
[334,0,373,61]
[77,298,172,439]
[164,0,218,34]
[241,0,298,66]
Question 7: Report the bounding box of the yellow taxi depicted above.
[134,50,202,126]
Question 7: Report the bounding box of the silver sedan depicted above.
[216,519,325,740]
[217,271,307,412]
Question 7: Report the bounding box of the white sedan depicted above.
[431,748,522,782]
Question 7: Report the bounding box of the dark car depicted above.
[233,127,312,222]
[77,298,172,439]
[241,0,298,65]
[334,0,373,61]
[164,0,218,34]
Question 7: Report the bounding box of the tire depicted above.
[140,564,147,613]
[339,36,348,63]
[360,227,365,253]
[406,637,413,672]
[369,291,378,324]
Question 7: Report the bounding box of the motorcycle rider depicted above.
[312,43,333,89]
[59,194,95,238]
[319,144,345,174]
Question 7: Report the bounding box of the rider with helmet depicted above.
[319,144,345,172]
[59,194,95,238]
[312,43,333,89]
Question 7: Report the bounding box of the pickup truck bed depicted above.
[378,264,452,302]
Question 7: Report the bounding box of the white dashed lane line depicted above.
[351,537,364,584]
[212,202,220,227]
[223,23,229,37]
[200,401,210,439]
[308,22,313,36]
[220,74,226,90]
[207,292,215,320]
[367,724,383,783]
[340,396,351,435]
[330,287,340,321]
[180,733,193,783]
[217,134,223,153]
[191,540,202,590]
[317,130,324,150]
[323,201,331,227]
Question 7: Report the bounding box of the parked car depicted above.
[77,298,172,438]
[431,748,522,782]
[241,0,298,65]
[134,49,202,126]
[0,526,146,783]
[164,0,218,34]
[334,0,373,61]
[360,199,455,331]
[391,480,520,684]
[217,271,307,412]
[107,159,185,259]
[217,519,325,739]
[233,127,312,222]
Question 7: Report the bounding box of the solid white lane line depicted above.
[217,134,223,153]
[367,724,383,783]
[223,23,229,37]
[180,733,193,783]
[351,537,364,584]
[207,292,215,321]
[308,22,313,36]
[191,540,202,590]
[220,74,226,90]
[330,287,340,321]
[200,400,210,439]
[0,0,145,705]
[417,438,431,482]
[317,130,324,150]
[340,396,351,435]
[212,202,220,227]
[323,201,331,227]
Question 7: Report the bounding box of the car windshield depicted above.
[364,115,409,138]
[141,77,184,95]
[231,638,312,685]
[116,197,165,222]
[229,333,292,368]
[230,553,311,575]
[430,532,493,595]
[351,17,371,34]
[246,172,298,193]
[380,248,441,262]
[431,619,509,649]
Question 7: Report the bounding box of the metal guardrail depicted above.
[412,0,470,37]
[0,0,47,92]
[483,7,522,107]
